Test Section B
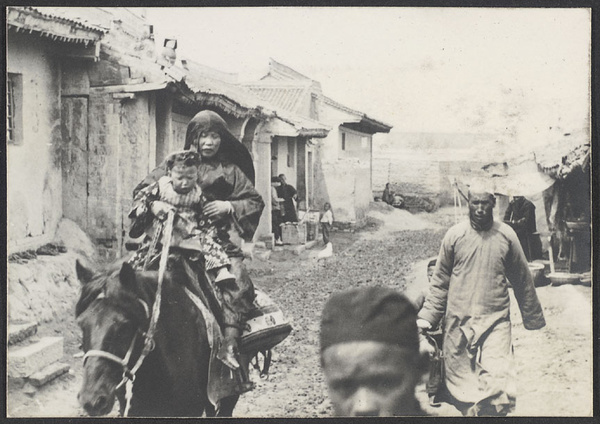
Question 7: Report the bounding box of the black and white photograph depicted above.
[6,6,593,418]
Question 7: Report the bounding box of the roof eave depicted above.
[297,128,330,138]
[193,92,266,120]
[7,6,105,46]
[341,117,392,135]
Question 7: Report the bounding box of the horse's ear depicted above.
[76,260,95,284]
[119,262,138,293]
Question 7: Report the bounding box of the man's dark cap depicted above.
[320,286,419,352]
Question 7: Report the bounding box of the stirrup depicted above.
[250,350,272,379]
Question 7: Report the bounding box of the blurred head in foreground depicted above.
[320,286,422,416]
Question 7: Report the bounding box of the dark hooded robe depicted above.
[130,110,264,326]
[132,110,264,251]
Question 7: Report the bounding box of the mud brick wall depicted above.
[117,95,154,255]
[373,151,486,206]
[87,92,122,259]
[373,155,440,197]
[84,92,155,260]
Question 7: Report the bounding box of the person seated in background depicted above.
[320,286,425,416]
[382,183,394,205]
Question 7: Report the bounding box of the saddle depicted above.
[240,289,292,354]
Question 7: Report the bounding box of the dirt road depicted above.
[7,205,593,417]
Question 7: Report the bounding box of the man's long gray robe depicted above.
[418,220,545,414]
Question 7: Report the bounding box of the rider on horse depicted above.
[129,150,244,371]
[129,111,265,404]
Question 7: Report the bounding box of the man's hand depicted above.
[416,319,435,356]
[416,318,432,332]
[150,201,175,221]
[204,200,233,219]
[419,333,436,356]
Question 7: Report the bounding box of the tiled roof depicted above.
[183,64,329,137]
[248,59,392,133]
[7,6,106,45]
[243,84,311,115]
[264,58,314,82]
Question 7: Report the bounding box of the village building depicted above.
[243,59,392,228]
[7,6,108,254]
[7,7,333,259]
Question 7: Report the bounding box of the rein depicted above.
[82,210,174,417]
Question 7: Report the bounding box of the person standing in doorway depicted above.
[277,174,298,222]
[320,202,333,245]
[271,176,284,246]
[417,182,545,417]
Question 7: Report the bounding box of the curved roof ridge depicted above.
[11,6,108,33]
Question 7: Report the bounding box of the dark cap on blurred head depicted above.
[320,286,419,352]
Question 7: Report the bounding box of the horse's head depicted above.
[75,260,154,416]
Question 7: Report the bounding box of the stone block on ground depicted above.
[8,337,64,378]
[28,362,70,387]
[8,322,38,345]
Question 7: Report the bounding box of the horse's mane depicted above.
[75,260,156,325]
[75,263,116,317]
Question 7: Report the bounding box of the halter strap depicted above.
[83,349,127,367]
[83,331,140,388]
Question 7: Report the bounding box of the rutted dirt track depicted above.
[7,206,593,417]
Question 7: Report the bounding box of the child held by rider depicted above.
[128,150,245,373]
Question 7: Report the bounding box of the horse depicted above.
[74,256,240,417]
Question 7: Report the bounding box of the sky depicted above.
[146,7,590,140]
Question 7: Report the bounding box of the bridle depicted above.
[81,211,174,416]
[82,298,152,390]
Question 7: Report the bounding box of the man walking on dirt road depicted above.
[320,286,425,416]
[417,183,546,416]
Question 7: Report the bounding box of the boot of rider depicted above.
[222,326,254,394]
[234,352,254,394]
